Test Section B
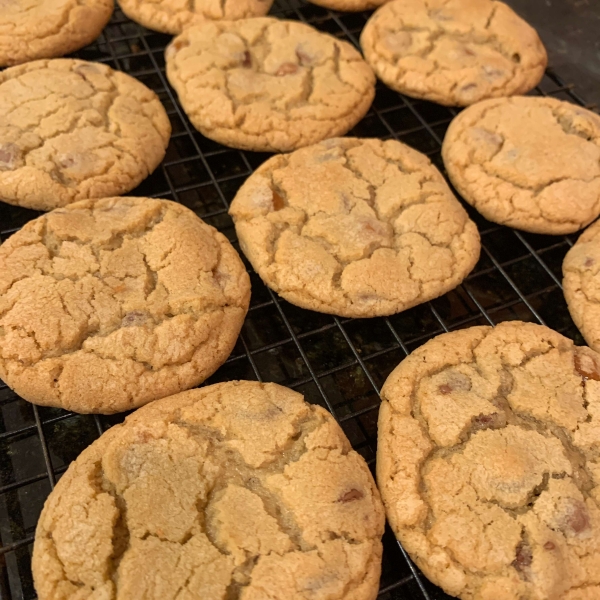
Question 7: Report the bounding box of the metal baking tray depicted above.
[0,1,595,598]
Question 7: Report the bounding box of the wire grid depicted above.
[0,1,596,598]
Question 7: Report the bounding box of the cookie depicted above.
[117,0,273,35]
[308,0,388,12]
[563,220,600,352]
[0,197,251,414]
[377,321,600,600]
[360,0,547,106]
[165,18,376,153]
[0,59,171,212]
[442,96,600,234]
[229,137,480,318]
[0,0,113,66]
[32,380,385,599]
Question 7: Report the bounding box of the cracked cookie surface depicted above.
[229,137,480,318]
[32,380,385,600]
[0,197,251,414]
[165,18,376,152]
[442,97,600,234]
[0,0,113,66]
[0,59,171,211]
[378,321,600,600]
[117,0,273,35]
[563,221,600,353]
[360,0,546,106]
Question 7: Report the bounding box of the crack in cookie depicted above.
[377,321,600,599]
[0,197,251,413]
[442,96,600,234]
[229,137,480,318]
[117,0,272,35]
[0,0,113,66]
[31,381,386,600]
[0,59,171,211]
[360,0,546,106]
[165,18,376,152]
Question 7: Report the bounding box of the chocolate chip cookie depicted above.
[360,0,547,106]
[118,0,273,35]
[0,197,251,414]
[378,321,600,599]
[0,59,171,211]
[308,0,388,12]
[442,96,600,234]
[165,18,376,152]
[229,137,480,318]
[0,0,113,66]
[32,381,385,599]
[563,220,600,352]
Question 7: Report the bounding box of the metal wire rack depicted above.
[0,1,596,598]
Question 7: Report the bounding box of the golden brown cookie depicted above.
[0,0,113,66]
[0,59,171,212]
[0,197,251,414]
[165,18,376,152]
[117,0,273,35]
[563,220,600,352]
[229,137,480,318]
[442,96,600,234]
[308,0,388,12]
[378,321,600,600]
[360,0,547,106]
[32,380,385,600]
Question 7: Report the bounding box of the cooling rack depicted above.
[0,1,596,598]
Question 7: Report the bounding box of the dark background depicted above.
[509,0,600,107]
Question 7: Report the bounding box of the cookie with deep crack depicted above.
[563,220,600,352]
[0,0,113,66]
[117,0,273,35]
[378,321,600,600]
[0,197,251,414]
[165,18,376,152]
[308,0,388,12]
[32,380,385,600]
[229,137,480,318]
[360,0,547,106]
[0,59,171,211]
[442,96,600,234]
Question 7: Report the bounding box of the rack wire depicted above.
[0,1,596,598]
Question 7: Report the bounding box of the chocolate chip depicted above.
[275,62,298,76]
[544,541,555,550]
[172,39,189,52]
[471,412,505,432]
[564,498,591,534]
[242,50,252,68]
[338,489,364,503]
[438,371,472,395]
[0,143,20,169]
[296,47,312,66]
[574,352,600,381]
[512,53,521,63]
[483,66,504,80]
[584,257,595,268]
[512,541,532,577]
[121,310,150,327]
[460,83,478,93]
[59,155,76,168]
[272,190,285,211]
